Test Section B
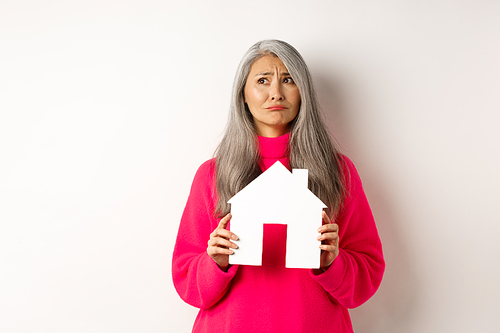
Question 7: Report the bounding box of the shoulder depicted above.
[188,158,217,195]
[195,158,216,179]
[191,158,217,185]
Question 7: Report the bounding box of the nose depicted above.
[269,81,284,101]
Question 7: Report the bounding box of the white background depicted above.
[1,1,499,332]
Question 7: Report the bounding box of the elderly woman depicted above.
[172,39,385,332]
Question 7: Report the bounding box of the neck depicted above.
[254,123,289,138]
[257,132,290,171]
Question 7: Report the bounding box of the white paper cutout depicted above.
[228,161,327,269]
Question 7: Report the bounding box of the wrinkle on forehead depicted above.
[250,55,290,77]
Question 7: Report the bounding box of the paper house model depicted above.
[228,161,327,269]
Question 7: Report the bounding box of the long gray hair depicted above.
[214,39,346,218]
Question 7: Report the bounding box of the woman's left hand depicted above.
[317,211,340,271]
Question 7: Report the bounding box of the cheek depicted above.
[286,87,300,103]
[247,88,266,104]
[291,92,301,110]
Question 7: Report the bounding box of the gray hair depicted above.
[214,39,346,218]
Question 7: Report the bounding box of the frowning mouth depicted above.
[267,106,286,110]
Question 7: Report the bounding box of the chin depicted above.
[267,116,288,125]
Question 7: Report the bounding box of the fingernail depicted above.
[231,235,239,240]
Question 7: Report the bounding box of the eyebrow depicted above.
[254,71,291,76]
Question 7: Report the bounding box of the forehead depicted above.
[248,55,288,74]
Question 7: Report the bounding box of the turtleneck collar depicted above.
[257,132,290,159]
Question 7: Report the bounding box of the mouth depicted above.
[267,106,286,110]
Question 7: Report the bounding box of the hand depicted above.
[317,211,340,271]
[207,213,239,271]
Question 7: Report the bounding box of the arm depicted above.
[310,157,385,308]
[172,160,239,309]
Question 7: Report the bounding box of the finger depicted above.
[216,213,238,240]
[208,246,234,256]
[317,222,339,234]
[212,227,238,241]
[317,232,339,242]
[323,223,339,232]
[322,211,332,225]
[319,244,337,252]
[208,237,239,249]
[218,213,232,229]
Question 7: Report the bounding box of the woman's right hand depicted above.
[207,213,239,271]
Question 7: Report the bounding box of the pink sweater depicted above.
[172,133,385,332]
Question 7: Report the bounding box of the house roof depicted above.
[228,161,327,210]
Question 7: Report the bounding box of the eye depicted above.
[283,77,294,84]
[257,78,268,84]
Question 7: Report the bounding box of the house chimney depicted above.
[292,169,308,188]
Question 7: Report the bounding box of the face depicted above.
[243,55,301,137]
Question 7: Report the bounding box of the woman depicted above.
[172,39,385,333]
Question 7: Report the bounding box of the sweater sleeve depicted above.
[309,156,385,309]
[172,159,239,309]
